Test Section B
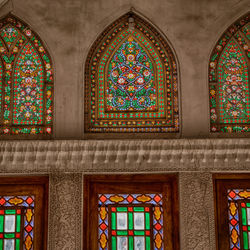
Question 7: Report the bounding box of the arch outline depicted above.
[84,10,180,138]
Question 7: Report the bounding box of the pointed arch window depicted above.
[84,12,179,135]
[0,14,53,137]
[209,13,250,133]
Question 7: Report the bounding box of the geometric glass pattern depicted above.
[85,12,179,133]
[0,196,34,250]
[0,14,53,136]
[239,201,250,249]
[98,194,163,250]
[209,13,250,133]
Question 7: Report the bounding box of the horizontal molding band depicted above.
[0,139,250,172]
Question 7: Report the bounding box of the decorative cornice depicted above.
[0,139,250,172]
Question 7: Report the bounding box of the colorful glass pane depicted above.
[0,26,19,49]
[218,40,249,123]
[110,206,150,250]
[227,189,250,250]
[85,12,179,133]
[0,61,3,123]
[209,13,250,133]
[13,43,44,125]
[0,196,34,250]
[242,23,250,41]
[98,194,163,250]
[107,36,156,112]
[0,14,53,136]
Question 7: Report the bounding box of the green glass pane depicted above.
[117,207,128,212]
[117,231,127,236]
[246,203,250,208]
[5,210,15,215]
[133,207,144,212]
[112,236,116,250]
[16,215,21,233]
[0,239,2,250]
[243,231,249,249]
[15,239,20,250]
[0,216,3,233]
[145,213,150,230]
[129,236,134,250]
[134,231,144,236]
[146,236,150,250]
[4,233,15,239]
[242,208,247,225]
[111,212,116,230]
[248,226,250,231]
[128,213,133,230]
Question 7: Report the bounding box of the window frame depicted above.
[214,173,250,250]
[0,176,48,250]
[83,174,179,250]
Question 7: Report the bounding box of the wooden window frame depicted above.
[214,173,250,250]
[83,174,179,250]
[0,176,48,250]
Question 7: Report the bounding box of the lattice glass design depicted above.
[110,206,151,250]
[239,201,250,249]
[0,208,22,250]
[209,13,250,133]
[0,196,34,250]
[227,189,250,250]
[98,194,163,250]
[0,14,53,136]
[85,12,179,133]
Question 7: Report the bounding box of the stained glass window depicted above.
[0,177,48,249]
[98,194,163,250]
[209,13,250,133]
[85,12,179,134]
[0,196,34,250]
[227,189,250,250]
[0,14,53,137]
[84,174,179,250]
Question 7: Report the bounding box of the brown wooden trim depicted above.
[83,174,179,250]
[0,176,48,250]
[213,174,250,250]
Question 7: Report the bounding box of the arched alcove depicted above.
[84,11,179,137]
[209,13,250,133]
[0,13,54,138]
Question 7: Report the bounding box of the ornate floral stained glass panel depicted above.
[0,14,53,137]
[85,12,179,134]
[209,13,250,133]
[84,175,179,250]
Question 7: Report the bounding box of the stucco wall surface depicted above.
[0,0,248,138]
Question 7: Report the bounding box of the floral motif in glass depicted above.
[209,13,250,133]
[85,12,179,133]
[0,14,53,136]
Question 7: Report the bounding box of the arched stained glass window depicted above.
[85,12,179,134]
[209,13,250,133]
[0,14,53,137]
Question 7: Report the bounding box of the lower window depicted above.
[0,176,48,250]
[214,174,250,250]
[84,174,179,250]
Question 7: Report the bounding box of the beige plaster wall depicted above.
[0,1,249,249]
[0,0,248,138]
